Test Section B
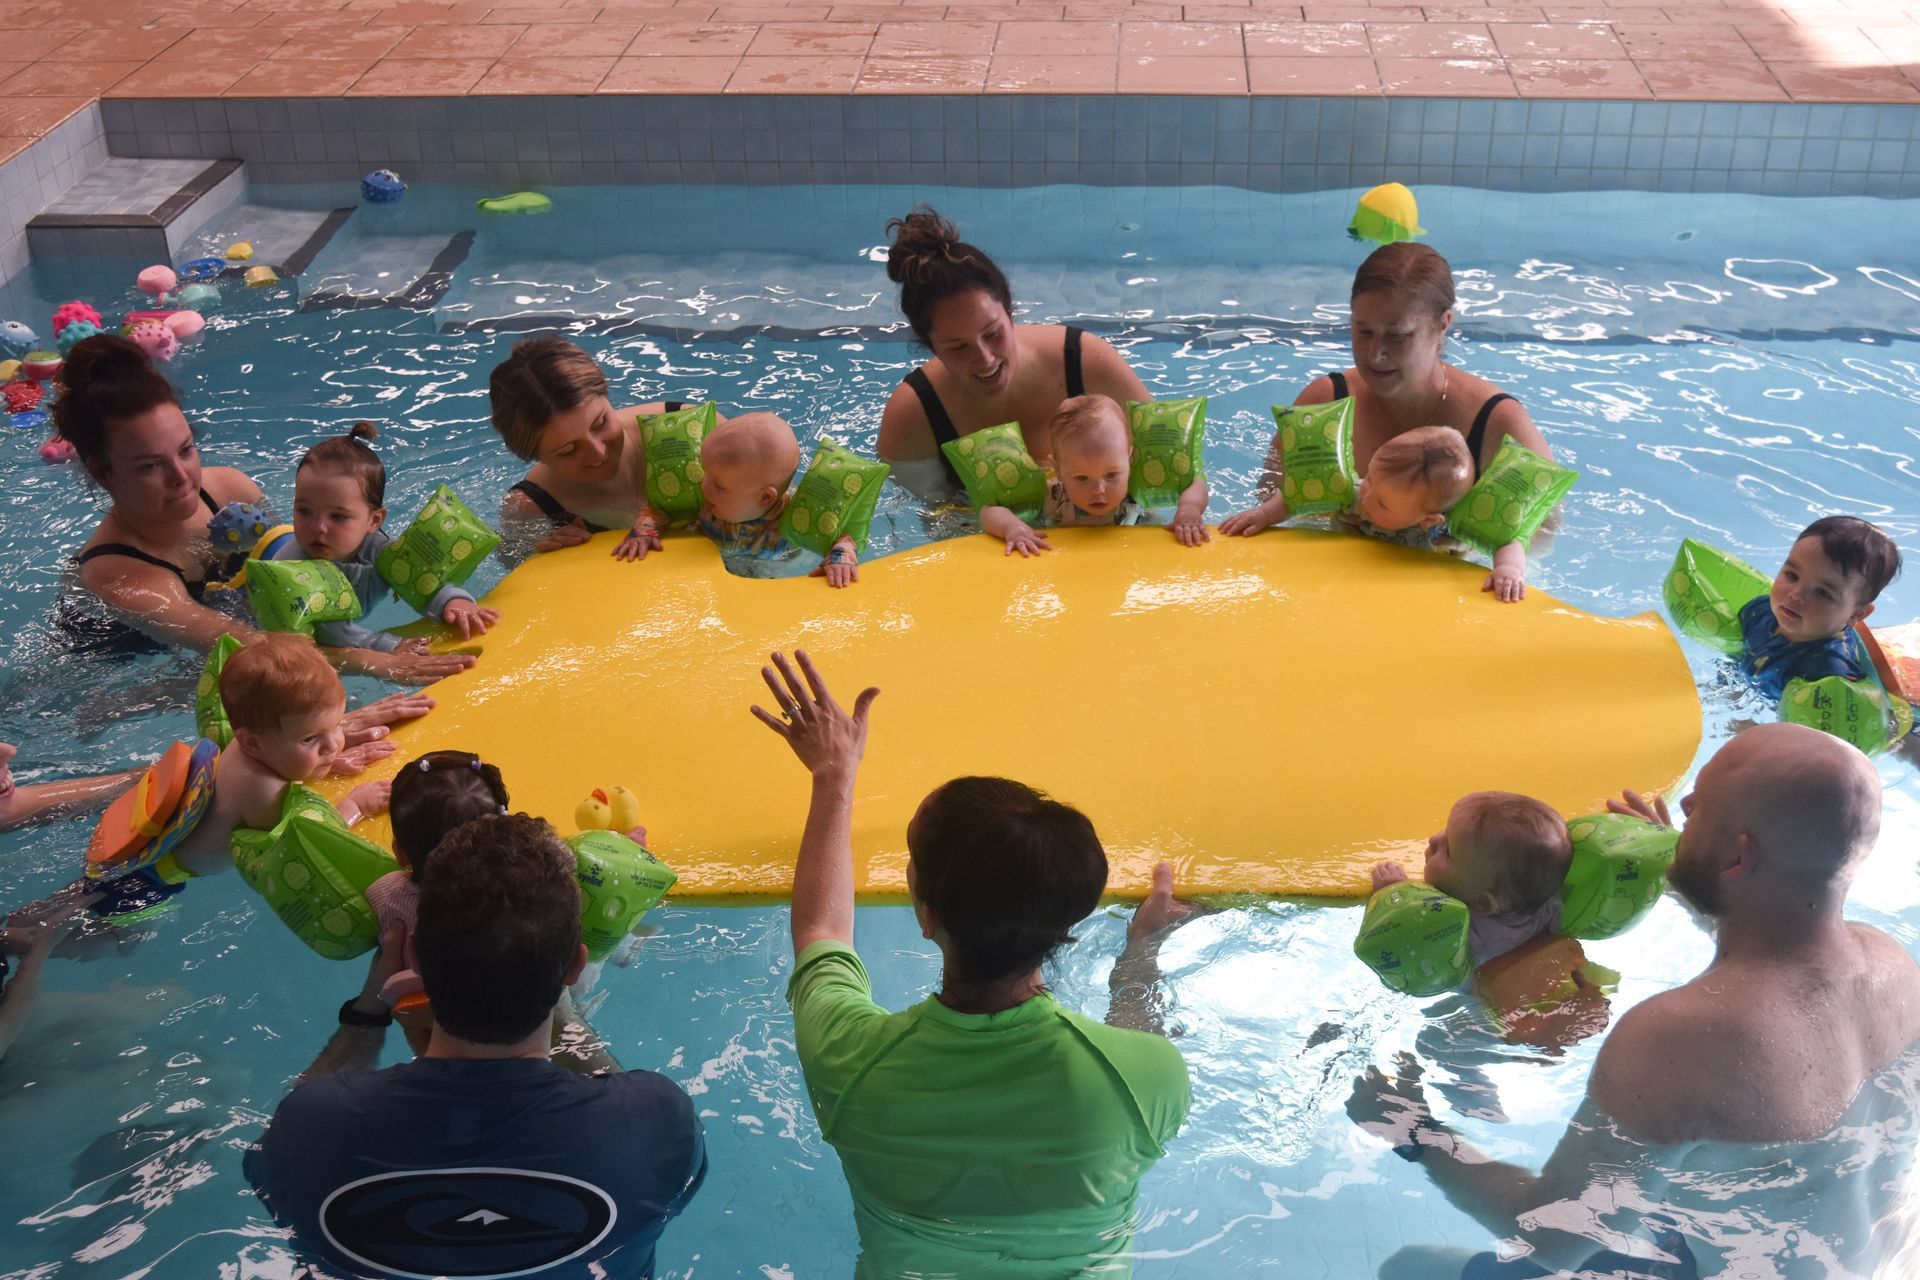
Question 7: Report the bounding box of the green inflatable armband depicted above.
[1446,437,1577,554]
[1354,881,1472,997]
[245,558,363,635]
[567,830,679,961]
[477,191,552,215]
[196,633,242,748]
[232,785,397,961]
[1665,539,1770,656]
[1781,675,1914,755]
[781,441,891,556]
[376,485,503,615]
[1127,397,1206,509]
[941,422,1048,521]
[639,401,718,522]
[1275,398,1356,516]
[1559,812,1676,940]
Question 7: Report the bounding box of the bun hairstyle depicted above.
[388,749,512,882]
[51,333,183,477]
[297,421,385,508]
[488,337,610,461]
[885,206,1014,347]
[908,776,1108,985]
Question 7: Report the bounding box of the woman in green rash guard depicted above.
[751,650,1196,1279]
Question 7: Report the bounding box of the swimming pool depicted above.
[1,182,1917,1277]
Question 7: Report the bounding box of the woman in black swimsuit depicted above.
[877,207,1153,503]
[1221,243,1556,601]
[59,335,470,685]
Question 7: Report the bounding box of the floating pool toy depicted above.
[10,409,49,434]
[576,785,644,834]
[361,168,405,203]
[85,738,220,880]
[123,309,172,329]
[1276,397,1356,516]
[568,829,677,961]
[225,241,253,261]
[23,350,61,381]
[374,485,502,614]
[128,319,179,362]
[55,320,101,356]
[1348,181,1426,245]
[179,257,225,281]
[1472,934,1618,1049]
[781,440,890,556]
[941,421,1047,520]
[232,785,397,961]
[477,191,552,215]
[51,301,100,335]
[0,320,35,356]
[0,360,18,383]
[174,283,220,309]
[638,401,717,522]
[1127,397,1206,509]
[40,436,75,463]
[165,309,206,340]
[244,265,278,288]
[321,529,1701,901]
[3,378,42,414]
[136,264,177,298]
[1446,437,1578,554]
[209,520,296,592]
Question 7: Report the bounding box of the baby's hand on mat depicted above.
[534,521,593,554]
[1370,861,1409,893]
[331,739,398,777]
[1483,564,1526,603]
[1003,523,1051,558]
[1171,515,1210,547]
[442,598,500,639]
[811,538,859,588]
[614,516,664,563]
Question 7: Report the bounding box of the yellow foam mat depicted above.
[320,528,1701,902]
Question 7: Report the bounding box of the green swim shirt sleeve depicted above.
[786,939,894,1111]
[1063,1011,1193,1153]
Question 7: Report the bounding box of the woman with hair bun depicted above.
[879,206,1153,500]
[754,649,1196,1278]
[57,334,470,687]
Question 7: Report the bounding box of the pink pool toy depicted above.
[39,436,75,463]
[129,319,179,362]
[123,310,172,328]
[51,301,101,335]
[136,265,177,298]
[164,309,205,340]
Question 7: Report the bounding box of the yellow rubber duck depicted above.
[225,241,253,261]
[574,785,643,833]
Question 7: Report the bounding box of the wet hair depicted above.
[218,632,342,737]
[1796,516,1901,604]
[885,206,1014,348]
[51,334,183,477]
[388,750,511,880]
[1369,426,1474,510]
[1455,792,1573,914]
[413,813,581,1045]
[297,422,385,509]
[1049,395,1129,459]
[908,777,1108,984]
[1351,243,1456,321]
[488,337,609,461]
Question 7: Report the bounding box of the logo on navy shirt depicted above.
[318,1166,616,1278]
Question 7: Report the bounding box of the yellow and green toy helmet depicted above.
[1348,182,1426,245]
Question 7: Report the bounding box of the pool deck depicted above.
[3,0,1919,166]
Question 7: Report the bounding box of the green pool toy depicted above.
[477,191,552,215]
[1354,881,1472,997]
[1782,674,1914,755]
[196,633,242,748]
[232,786,397,961]
[567,829,679,962]
[1559,812,1676,940]
[1665,538,1770,655]
[1447,437,1578,554]
[941,422,1048,521]
[639,401,717,522]
[781,440,891,556]
[1127,397,1207,509]
[376,484,503,615]
[245,557,362,636]
[1275,398,1356,516]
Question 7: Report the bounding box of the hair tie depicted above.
[470,758,482,773]
[418,760,431,773]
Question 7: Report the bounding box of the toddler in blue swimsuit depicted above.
[687,413,860,587]
[1735,516,1899,701]
[1337,425,1475,554]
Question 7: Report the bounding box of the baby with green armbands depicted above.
[1666,517,1914,754]
[1355,791,1675,998]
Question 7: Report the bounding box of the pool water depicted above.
[0,183,1917,1278]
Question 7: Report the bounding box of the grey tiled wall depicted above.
[99,96,1920,198]
[0,105,108,285]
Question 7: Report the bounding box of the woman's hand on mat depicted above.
[1126,861,1199,951]
[330,739,398,778]
[1607,789,1674,828]
[751,650,879,783]
[535,520,593,554]
[1346,1052,1432,1142]
[343,691,436,743]
[1219,496,1285,537]
[367,646,478,685]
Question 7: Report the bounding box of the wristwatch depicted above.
[338,997,393,1028]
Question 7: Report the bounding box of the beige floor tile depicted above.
[600,53,740,86]
[1118,50,1251,86]
[1633,54,1788,96]
[0,60,141,95]
[1508,55,1652,94]
[387,23,528,56]
[1766,58,1920,96]
[225,58,372,94]
[726,53,864,87]
[1246,52,1380,89]
[1367,21,1498,56]
[1119,20,1246,52]
[152,28,293,60]
[511,21,645,52]
[986,51,1118,86]
[1244,21,1370,53]
[1375,54,1519,92]
[869,20,1000,54]
[0,95,90,135]
[996,19,1120,51]
[634,22,762,53]
[268,24,413,59]
[743,20,877,52]
[855,52,993,88]
[1488,20,1628,56]
[54,27,193,60]
[474,54,619,90]
[347,55,493,92]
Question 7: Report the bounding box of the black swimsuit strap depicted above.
[75,543,189,580]
[663,400,687,413]
[1327,370,1350,400]
[508,479,612,535]
[1467,393,1517,478]
[904,367,962,484]
[199,488,217,515]
[1064,326,1086,399]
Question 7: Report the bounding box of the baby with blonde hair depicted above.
[683,412,860,587]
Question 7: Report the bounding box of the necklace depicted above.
[1435,365,1450,416]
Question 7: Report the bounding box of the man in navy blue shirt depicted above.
[249,813,704,1279]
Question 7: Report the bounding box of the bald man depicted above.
[1349,723,1920,1278]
